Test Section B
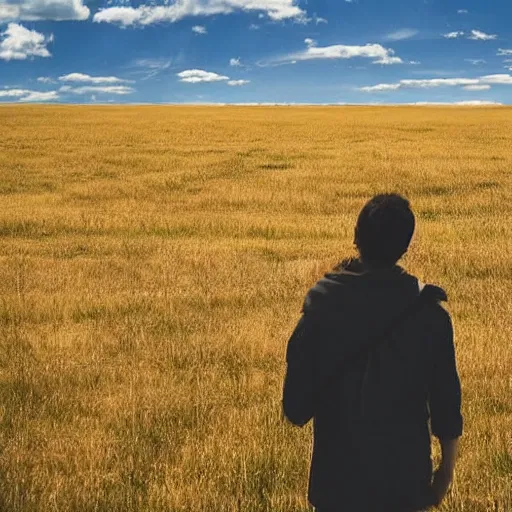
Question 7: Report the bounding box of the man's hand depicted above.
[427,437,459,508]
[430,466,454,507]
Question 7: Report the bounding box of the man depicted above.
[282,194,463,512]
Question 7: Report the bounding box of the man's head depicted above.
[354,193,415,268]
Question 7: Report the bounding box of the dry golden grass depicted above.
[0,105,511,511]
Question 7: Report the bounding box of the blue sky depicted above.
[1,0,512,104]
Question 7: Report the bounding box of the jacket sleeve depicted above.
[282,314,316,427]
[428,308,463,440]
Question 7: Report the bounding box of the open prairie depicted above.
[0,105,511,511]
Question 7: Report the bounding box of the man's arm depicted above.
[428,308,463,505]
[282,315,316,427]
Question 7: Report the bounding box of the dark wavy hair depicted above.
[353,193,415,268]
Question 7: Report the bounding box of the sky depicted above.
[1,0,512,104]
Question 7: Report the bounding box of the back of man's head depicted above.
[354,193,415,268]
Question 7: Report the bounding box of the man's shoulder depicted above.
[421,292,453,335]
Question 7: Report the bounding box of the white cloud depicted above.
[361,78,479,92]
[497,49,512,56]
[442,30,499,42]
[315,16,327,24]
[0,88,58,101]
[360,83,401,92]
[60,85,135,95]
[177,69,229,83]
[444,30,498,42]
[176,68,250,86]
[385,28,418,41]
[37,76,55,83]
[0,23,52,61]
[480,74,512,85]
[93,6,140,26]
[192,25,207,34]
[465,59,486,65]
[275,40,403,65]
[227,79,250,86]
[457,9,468,14]
[468,30,497,41]
[411,101,501,106]
[0,88,29,98]
[249,23,259,30]
[361,74,512,92]
[19,90,59,102]
[0,0,89,22]
[456,101,500,105]
[230,57,242,66]
[443,31,464,39]
[463,85,491,91]
[93,0,306,27]
[400,78,480,87]
[58,72,131,84]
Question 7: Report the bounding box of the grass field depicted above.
[0,105,511,511]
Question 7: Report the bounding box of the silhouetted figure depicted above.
[282,194,463,512]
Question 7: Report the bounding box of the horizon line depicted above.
[0,102,508,107]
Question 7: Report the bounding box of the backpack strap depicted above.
[318,282,447,413]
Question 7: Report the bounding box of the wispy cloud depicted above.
[230,57,242,67]
[192,25,207,35]
[443,31,464,39]
[37,76,56,84]
[457,9,468,14]
[93,0,306,27]
[0,0,89,22]
[60,85,135,95]
[468,30,497,41]
[465,59,486,65]
[360,74,512,92]
[0,23,53,61]
[227,79,250,86]
[129,58,172,80]
[497,48,512,56]
[385,28,418,41]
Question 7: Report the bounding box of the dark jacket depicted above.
[282,259,463,512]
